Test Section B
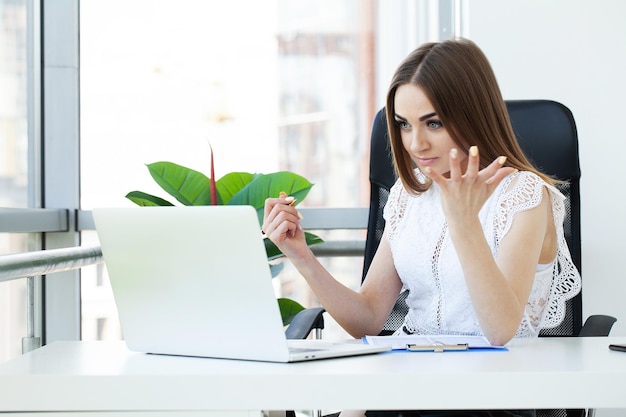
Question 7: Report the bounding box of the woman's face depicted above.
[393,84,467,178]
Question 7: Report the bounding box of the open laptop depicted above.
[92,206,390,362]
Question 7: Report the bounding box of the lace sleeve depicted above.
[383,179,409,250]
[493,171,545,243]
[494,172,582,332]
[541,185,582,329]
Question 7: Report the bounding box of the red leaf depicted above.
[209,143,217,205]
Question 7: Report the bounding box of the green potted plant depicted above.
[125,159,323,326]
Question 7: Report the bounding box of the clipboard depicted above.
[407,343,469,352]
[363,334,505,351]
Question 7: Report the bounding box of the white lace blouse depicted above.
[384,170,581,338]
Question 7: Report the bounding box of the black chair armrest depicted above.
[285,307,326,340]
[577,314,617,337]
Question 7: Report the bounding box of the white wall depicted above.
[468,0,626,335]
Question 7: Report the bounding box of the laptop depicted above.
[92,205,390,362]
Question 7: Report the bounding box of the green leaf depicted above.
[278,297,305,326]
[216,172,258,205]
[264,238,283,260]
[228,171,314,224]
[229,171,313,208]
[304,231,324,247]
[125,191,175,206]
[146,161,220,206]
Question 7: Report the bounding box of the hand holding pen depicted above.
[262,192,306,258]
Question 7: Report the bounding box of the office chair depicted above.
[285,100,616,417]
[364,101,619,341]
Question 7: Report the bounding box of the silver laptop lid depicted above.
[93,206,292,362]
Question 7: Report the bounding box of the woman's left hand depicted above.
[425,146,517,226]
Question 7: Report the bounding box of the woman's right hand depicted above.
[262,192,308,259]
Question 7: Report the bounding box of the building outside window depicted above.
[0,0,29,362]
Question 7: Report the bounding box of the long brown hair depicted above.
[385,38,553,194]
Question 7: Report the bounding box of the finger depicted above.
[277,216,299,238]
[262,197,291,234]
[482,156,508,183]
[267,216,297,240]
[464,146,480,181]
[262,197,280,232]
[483,156,517,186]
[264,192,298,223]
[423,166,439,183]
[278,203,303,226]
[448,148,462,181]
[264,206,296,237]
[278,191,298,207]
[485,167,518,186]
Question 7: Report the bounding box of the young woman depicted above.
[262,38,581,417]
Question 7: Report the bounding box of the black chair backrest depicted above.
[363,100,583,337]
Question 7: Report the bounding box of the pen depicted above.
[279,191,297,206]
[279,191,302,217]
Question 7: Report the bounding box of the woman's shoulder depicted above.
[491,170,566,232]
[499,170,562,203]
[385,178,409,215]
[503,170,543,188]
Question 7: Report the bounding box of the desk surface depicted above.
[0,338,625,412]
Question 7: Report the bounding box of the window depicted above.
[0,0,29,362]
[0,1,28,210]
[79,0,378,340]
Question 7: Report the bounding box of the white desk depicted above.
[0,337,625,414]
